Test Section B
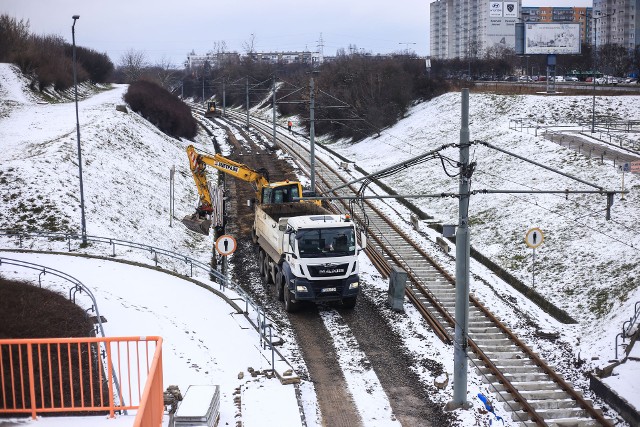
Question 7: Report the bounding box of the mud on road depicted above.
[209,118,453,426]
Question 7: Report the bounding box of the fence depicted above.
[0,230,280,375]
[615,301,640,359]
[0,336,163,423]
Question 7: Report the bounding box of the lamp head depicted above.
[72,15,80,20]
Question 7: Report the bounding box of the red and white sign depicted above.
[215,235,237,256]
[525,228,544,249]
[631,161,640,174]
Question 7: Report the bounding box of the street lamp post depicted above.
[591,11,615,133]
[72,15,87,245]
[399,42,416,55]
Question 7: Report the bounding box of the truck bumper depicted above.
[291,274,360,302]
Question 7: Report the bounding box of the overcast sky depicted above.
[2,0,592,67]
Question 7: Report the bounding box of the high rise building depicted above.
[430,0,522,60]
[593,0,637,50]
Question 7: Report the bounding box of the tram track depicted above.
[217,108,615,427]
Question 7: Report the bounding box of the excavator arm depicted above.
[187,145,270,195]
[182,145,306,235]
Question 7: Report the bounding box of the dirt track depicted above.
[210,118,453,426]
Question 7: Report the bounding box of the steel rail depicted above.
[215,110,611,426]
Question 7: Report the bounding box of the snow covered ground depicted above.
[1,61,639,425]
[326,90,640,361]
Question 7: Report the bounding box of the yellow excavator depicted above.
[182,144,307,235]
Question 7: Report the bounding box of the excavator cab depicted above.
[261,183,301,204]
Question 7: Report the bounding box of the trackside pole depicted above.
[448,88,471,410]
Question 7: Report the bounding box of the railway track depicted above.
[206,107,616,427]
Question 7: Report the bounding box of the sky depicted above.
[1,59,638,424]
[1,0,593,67]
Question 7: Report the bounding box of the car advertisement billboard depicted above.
[487,2,518,50]
[525,23,581,55]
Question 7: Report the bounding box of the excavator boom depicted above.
[182,145,306,235]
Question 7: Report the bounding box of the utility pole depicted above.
[222,78,226,117]
[309,76,316,193]
[590,10,614,133]
[246,76,249,128]
[451,88,471,409]
[72,15,87,245]
[399,42,416,55]
[272,76,277,146]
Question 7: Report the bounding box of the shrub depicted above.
[1,14,113,91]
[124,80,197,139]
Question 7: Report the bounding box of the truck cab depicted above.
[254,204,361,311]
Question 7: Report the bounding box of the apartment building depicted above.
[430,0,522,59]
[593,0,638,50]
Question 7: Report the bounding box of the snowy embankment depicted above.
[2,60,639,424]
[329,91,640,363]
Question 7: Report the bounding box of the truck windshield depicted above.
[296,227,356,258]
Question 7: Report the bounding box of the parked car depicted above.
[596,76,619,85]
[554,76,565,82]
[564,76,579,82]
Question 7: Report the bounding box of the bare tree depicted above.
[598,43,631,77]
[242,33,256,55]
[0,14,30,61]
[213,40,227,55]
[153,55,180,90]
[119,49,149,83]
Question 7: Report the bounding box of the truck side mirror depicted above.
[360,230,367,249]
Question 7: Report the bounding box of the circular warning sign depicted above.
[525,228,544,249]
[215,235,237,256]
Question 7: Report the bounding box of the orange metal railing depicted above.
[133,339,164,427]
[0,336,163,424]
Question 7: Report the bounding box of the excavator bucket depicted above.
[181,215,212,235]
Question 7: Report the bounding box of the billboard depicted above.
[486,2,519,50]
[525,23,581,55]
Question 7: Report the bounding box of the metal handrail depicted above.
[0,229,279,372]
[0,256,106,338]
[615,301,640,359]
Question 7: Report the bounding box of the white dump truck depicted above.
[253,202,362,312]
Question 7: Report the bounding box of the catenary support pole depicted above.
[246,77,250,128]
[222,79,226,117]
[450,88,471,409]
[272,76,277,146]
[310,76,316,193]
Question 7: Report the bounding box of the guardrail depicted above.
[615,301,640,359]
[0,257,107,338]
[0,230,280,375]
[0,336,162,421]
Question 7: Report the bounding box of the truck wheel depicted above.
[263,256,273,284]
[284,288,299,312]
[251,227,258,244]
[342,297,357,309]
[258,250,265,276]
[276,275,285,302]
